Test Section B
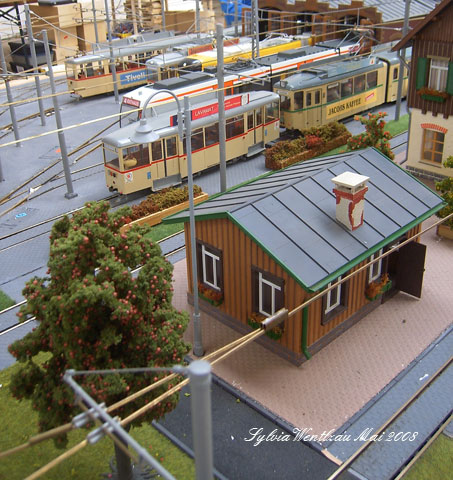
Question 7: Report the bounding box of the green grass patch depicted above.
[404,434,453,480]
[144,221,184,243]
[0,359,194,480]
[0,290,15,311]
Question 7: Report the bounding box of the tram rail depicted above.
[327,356,453,480]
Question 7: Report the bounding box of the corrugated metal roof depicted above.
[327,0,439,23]
[166,148,444,291]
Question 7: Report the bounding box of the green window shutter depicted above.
[447,63,453,95]
[415,57,428,90]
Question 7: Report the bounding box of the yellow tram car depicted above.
[103,91,280,195]
[274,51,410,131]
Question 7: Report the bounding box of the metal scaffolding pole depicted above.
[24,4,46,126]
[0,36,20,146]
[395,0,411,121]
[42,30,77,199]
[104,0,119,103]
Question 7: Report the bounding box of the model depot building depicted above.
[165,149,444,365]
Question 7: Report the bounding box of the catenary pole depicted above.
[42,30,77,199]
[189,361,214,480]
[185,95,203,357]
[216,23,227,192]
[24,4,46,126]
[104,0,119,103]
[0,36,20,146]
[91,0,100,46]
[395,0,411,121]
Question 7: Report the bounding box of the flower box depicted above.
[420,94,446,103]
[120,192,209,234]
[436,223,453,240]
[365,278,392,301]
[198,282,224,307]
[247,314,283,340]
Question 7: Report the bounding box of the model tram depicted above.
[119,40,359,125]
[145,35,305,83]
[65,32,213,98]
[103,90,280,195]
[274,50,411,131]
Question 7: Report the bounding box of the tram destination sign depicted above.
[170,94,249,126]
[120,69,147,86]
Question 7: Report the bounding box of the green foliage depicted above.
[0,290,15,310]
[265,122,350,170]
[129,185,203,221]
[8,201,190,447]
[435,156,453,228]
[347,111,395,159]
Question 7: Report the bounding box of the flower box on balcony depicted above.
[417,87,449,103]
[365,274,392,301]
[421,94,446,103]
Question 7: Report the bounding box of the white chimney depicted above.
[331,172,369,230]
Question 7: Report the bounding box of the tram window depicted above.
[294,91,303,109]
[256,108,263,126]
[148,67,159,83]
[354,75,365,93]
[393,67,398,80]
[367,71,378,89]
[306,92,312,107]
[226,115,244,139]
[104,146,119,168]
[341,78,353,98]
[192,128,204,151]
[86,63,94,77]
[205,123,219,146]
[247,112,254,130]
[265,102,278,122]
[280,95,291,111]
[327,83,340,102]
[166,137,177,157]
[151,141,162,161]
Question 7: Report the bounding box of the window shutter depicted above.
[415,57,428,90]
[447,63,453,95]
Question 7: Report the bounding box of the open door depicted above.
[395,242,427,298]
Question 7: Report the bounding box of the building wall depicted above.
[184,219,423,355]
[407,109,453,180]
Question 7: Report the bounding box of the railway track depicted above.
[0,229,185,337]
[327,356,453,480]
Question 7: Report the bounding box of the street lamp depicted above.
[130,90,204,357]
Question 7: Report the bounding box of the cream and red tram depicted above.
[103,90,280,195]
[119,39,360,125]
[65,33,213,98]
[274,51,411,131]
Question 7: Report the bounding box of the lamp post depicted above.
[130,90,203,357]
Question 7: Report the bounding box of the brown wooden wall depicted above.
[184,220,423,354]
[407,3,453,117]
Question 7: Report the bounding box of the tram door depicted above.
[248,108,264,146]
[150,136,181,190]
[305,89,322,128]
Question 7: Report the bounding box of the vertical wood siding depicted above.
[185,219,424,353]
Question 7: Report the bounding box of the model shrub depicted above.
[8,201,190,474]
[435,156,453,228]
[265,122,350,170]
[347,111,395,160]
[129,185,203,221]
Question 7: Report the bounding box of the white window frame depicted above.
[368,249,383,283]
[428,59,449,91]
[258,271,281,317]
[325,277,342,314]
[201,244,220,291]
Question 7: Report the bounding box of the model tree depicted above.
[347,111,395,160]
[8,201,190,479]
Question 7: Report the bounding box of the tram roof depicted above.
[274,57,383,91]
[164,149,444,292]
[65,33,213,65]
[104,90,279,148]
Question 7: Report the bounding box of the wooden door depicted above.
[395,241,427,298]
